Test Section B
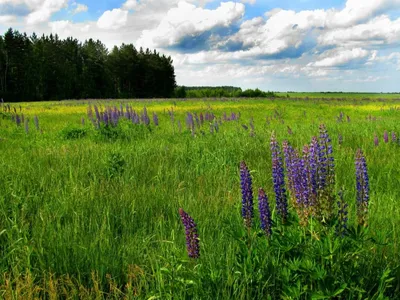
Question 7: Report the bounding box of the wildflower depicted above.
[374,134,379,146]
[178,208,200,259]
[271,133,288,222]
[15,114,21,126]
[24,118,29,134]
[240,161,254,228]
[384,130,389,143]
[392,132,397,143]
[258,188,272,237]
[153,112,159,126]
[355,149,369,226]
[34,115,39,131]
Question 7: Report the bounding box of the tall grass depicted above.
[0,98,400,298]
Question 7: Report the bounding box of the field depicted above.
[1,97,400,299]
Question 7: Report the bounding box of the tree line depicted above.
[174,86,277,98]
[0,28,176,102]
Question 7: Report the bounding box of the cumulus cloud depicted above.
[310,48,370,67]
[137,1,245,49]
[319,15,400,47]
[0,14,17,24]
[97,8,128,30]
[123,0,137,10]
[72,3,88,15]
[25,0,68,25]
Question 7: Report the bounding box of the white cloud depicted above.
[0,14,17,24]
[137,1,245,48]
[240,0,256,4]
[72,3,88,15]
[25,0,68,25]
[123,0,137,10]
[319,15,400,47]
[97,8,128,30]
[310,48,370,67]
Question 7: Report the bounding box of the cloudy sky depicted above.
[1,0,400,92]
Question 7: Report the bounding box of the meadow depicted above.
[0,97,400,299]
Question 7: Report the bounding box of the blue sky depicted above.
[1,0,400,92]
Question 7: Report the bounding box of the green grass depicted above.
[0,98,400,298]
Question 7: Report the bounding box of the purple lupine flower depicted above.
[213,119,219,133]
[94,105,100,122]
[258,188,272,237]
[34,115,39,131]
[111,110,119,126]
[240,161,254,229]
[249,117,255,137]
[283,141,296,200]
[24,118,29,134]
[142,107,150,126]
[308,136,319,211]
[194,113,200,128]
[355,149,369,226]
[15,114,21,126]
[317,124,335,191]
[392,132,397,143]
[271,133,288,222]
[384,130,389,143]
[103,111,109,126]
[178,208,200,259]
[336,190,348,237]
[186,112,194,131]
[301,145,313,213]
[152,112,159,126]
[199,112,204,125]
[374,134,379,146]
[318,124,335,218]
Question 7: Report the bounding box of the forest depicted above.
[0,28,177,102]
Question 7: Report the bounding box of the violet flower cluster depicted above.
[88,105,154,128]
[271,133,288,222]
[355,149,369,226]
[240,161,254,229]
[179,208,200,259]
[258,188,272,237]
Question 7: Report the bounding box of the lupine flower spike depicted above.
[179,208,200,259]
[374,134,379,147]
[258,188,272,238]
[384,131,389,143]
[271,133,288,222]
[240,161,254,229]
[355,149,369,227]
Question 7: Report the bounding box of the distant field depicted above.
[276,92,400,99]
[0,98,399,298]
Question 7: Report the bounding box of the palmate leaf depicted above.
[311,283,347,299]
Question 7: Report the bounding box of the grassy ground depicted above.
[0,98,400,299]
